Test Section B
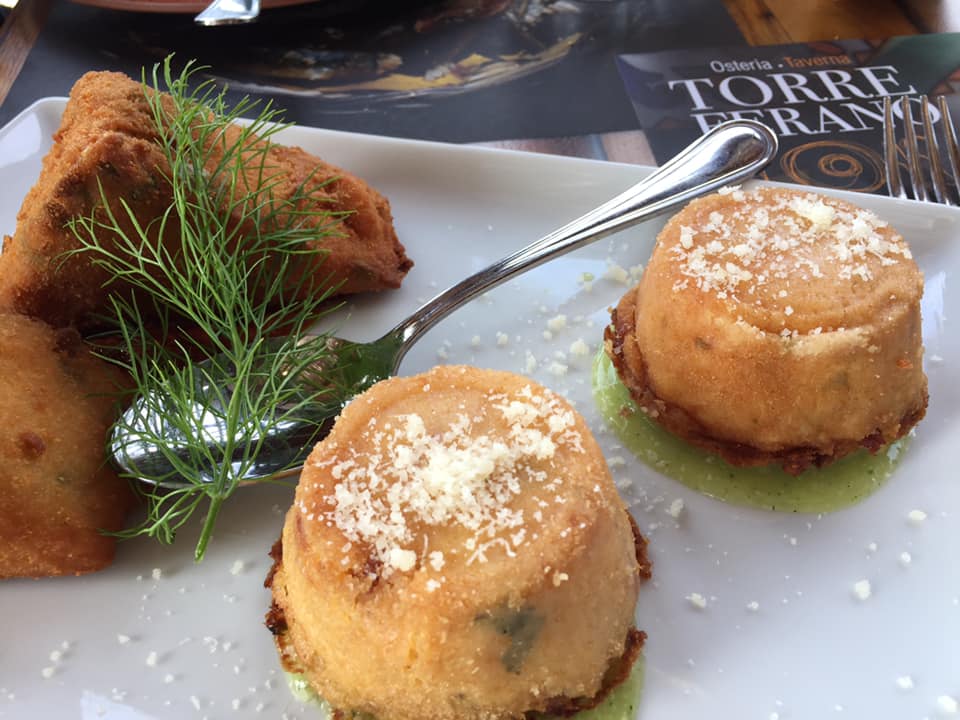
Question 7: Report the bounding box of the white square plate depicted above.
[1,98,958,719]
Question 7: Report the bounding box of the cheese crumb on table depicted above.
[852,579,872,601]
[604,262,629,284]
[896,675,914,691]
[938,695,959,715]
[546,314,567,332]
[686,592,707,609]
[907,509,928,525]
[524,351,538,373]
[569,338,590,357]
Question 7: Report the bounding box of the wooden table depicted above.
[724,0,958,44]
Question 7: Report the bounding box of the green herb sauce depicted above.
[532,658,645,720]
[592,350,907,512]
[286,672,323,706]
[284,656,644,720]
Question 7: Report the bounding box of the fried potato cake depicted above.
[0,70,412,330]
[606,186,927,474]
[0,313,134,578]
[267,365,648,720]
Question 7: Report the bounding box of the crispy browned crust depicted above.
[628,510,652,582]
[605,296,929,476]
[0,313,135,578]
[536,628,646,718]
[263,538,287,637]
[263,144,413,297]
[0,70,413,331]
[264,509,651,716]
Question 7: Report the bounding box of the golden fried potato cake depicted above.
[606,186,927,474]
[0,313,134,578]
[0,130,174,329]
[267,365,648,720]
[257,143,412,297]
[0,70,412,330]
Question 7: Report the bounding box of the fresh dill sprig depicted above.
[67,58,345,560]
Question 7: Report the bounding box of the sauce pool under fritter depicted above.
[592,349,908,513]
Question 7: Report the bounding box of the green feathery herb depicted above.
[67,58,345,560]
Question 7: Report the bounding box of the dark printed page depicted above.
[617,33,960,192]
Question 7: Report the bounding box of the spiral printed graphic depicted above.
[780,140,885,193]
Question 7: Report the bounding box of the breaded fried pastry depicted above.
[267,365,648,720]
[606,186,927,475]
[0,70,412,329]
[0,313,134,578]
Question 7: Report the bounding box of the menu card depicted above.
[617,33,960,193]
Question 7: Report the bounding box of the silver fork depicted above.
[194,0,259,26]
[884,95,960,205]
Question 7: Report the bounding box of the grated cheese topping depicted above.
[668,188,911,302]
[303,385,586,577]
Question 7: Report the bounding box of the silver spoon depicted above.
[194,0,260,26]
[111,119,777,487]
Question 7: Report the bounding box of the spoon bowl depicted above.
[112,119,778,487]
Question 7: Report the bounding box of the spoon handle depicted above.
[388,119,778,357]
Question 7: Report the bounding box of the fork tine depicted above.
[937,96,960,206]
[883,97,905,199]
[901,96,930,202]
[921,96,951,205]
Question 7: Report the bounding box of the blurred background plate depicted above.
[67,0,312,12]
